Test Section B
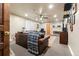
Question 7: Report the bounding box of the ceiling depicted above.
[10,3,64,23]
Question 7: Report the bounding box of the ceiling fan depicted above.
[33,9,49,22]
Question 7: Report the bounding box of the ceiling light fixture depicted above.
[25,14,28,17]
[40,17,42,21]
[48,4,54,9]
[53,14,57,18]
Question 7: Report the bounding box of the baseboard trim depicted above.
[10,48,15,56]
[68,45,75,56]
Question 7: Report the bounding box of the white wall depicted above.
[10,14,26,41]
[10,14,38,42]
[68,4,79,56]
[25,20,38,31]
[40,23,46,31]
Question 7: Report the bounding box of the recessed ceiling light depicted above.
[53,14,57,18]
[25,14,28,17]
[48,4,54,9]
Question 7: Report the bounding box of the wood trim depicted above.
[3,3,10,56]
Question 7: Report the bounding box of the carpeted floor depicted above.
[10,35,71,56]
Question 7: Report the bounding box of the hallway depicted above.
[10,35,71,56]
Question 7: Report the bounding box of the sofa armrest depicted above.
[38,35,50,44]
[38,35,50,54]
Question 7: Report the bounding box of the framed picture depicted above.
[71,3,77,14]
[67,16,71,24]
[68,14,75,32]
[70,23,73,32]
[70,14,75,25]
[72,14,75,25]
[67,10,72,24]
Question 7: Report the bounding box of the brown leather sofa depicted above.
[38,35,50,55]
[15,32,28,49]
[15,32,50,55]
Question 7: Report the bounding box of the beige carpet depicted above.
[10,35,71,56]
